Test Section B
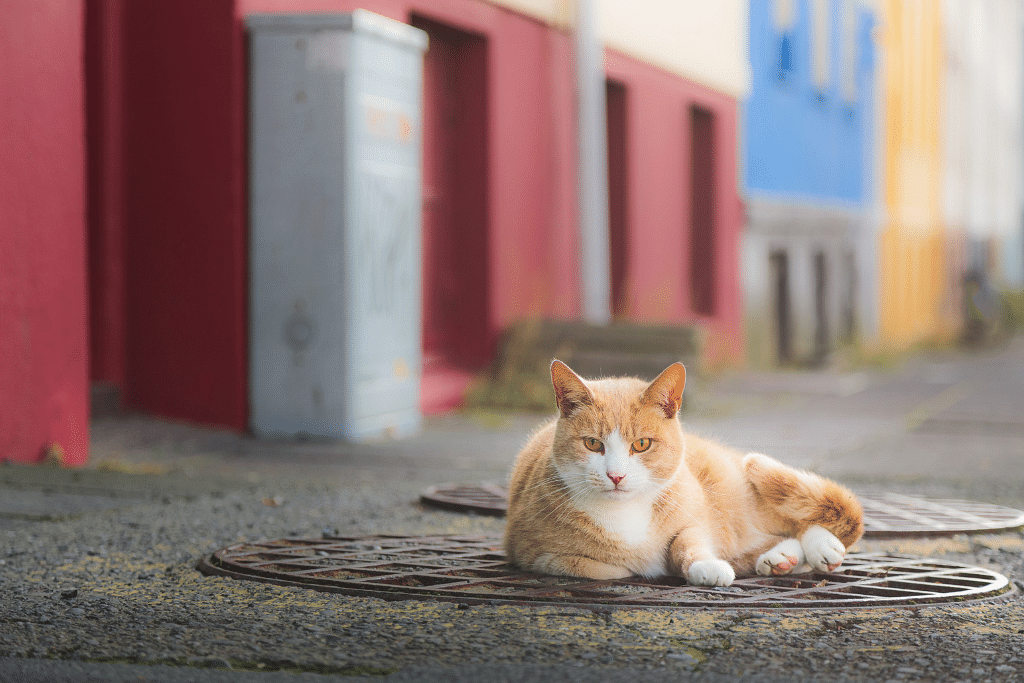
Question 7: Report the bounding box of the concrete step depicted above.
[467,319,701,411]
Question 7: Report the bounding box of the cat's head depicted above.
[549,360,687,502]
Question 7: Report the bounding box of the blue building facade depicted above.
[741,0,877,365]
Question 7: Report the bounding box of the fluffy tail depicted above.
[742,452,864,548]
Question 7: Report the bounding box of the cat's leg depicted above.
[532,553,633,580]
[668,528,736,587]
[755,538,805,576]
[742,452,863,573]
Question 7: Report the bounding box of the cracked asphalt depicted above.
[2,338,1024,682]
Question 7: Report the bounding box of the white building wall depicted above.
[743,198,860,365]
[994,1,1024,288]
[486,0,751,97]
[944,0,1024,289]
[596,0,750,97]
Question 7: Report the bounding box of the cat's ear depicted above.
[550,360,594,417]
[641,362,687,419]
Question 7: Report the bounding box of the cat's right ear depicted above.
[550,360,594,417]
[641,362,687,419]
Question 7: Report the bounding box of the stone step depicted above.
[467,319,701,411]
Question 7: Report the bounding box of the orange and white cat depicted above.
[504,360,864,586]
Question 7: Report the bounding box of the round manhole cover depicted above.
[419,484,1024,538]
[198,534,1014,610]
[420,483,508,516]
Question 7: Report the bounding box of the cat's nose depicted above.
[606,472,625,486]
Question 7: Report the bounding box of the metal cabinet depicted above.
[247,11,427,441]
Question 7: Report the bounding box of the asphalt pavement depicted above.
[2,337,1024,682]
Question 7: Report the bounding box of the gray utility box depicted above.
[247,11,427,441]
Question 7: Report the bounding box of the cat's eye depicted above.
[631,438,652,453]
[583,437,604,453]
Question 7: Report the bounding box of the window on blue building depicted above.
[777,32,795,82]
[773,0,798,85]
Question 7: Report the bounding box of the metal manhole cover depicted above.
[420,484,1024,537]
[859,493,1024,537]
[198,534,1014,610]
[419,483,508,516]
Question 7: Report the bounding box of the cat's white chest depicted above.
[582,497,666,577]
[583,496,654,547]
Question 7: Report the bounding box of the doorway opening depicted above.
[813,250,829,363]
[606,80,628,318]
[85,0,126,418]
[412,16,490,413]
[689,105,717,316]
[770,250,792,364]
[842,250,856,343]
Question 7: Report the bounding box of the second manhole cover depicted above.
[419,484,1024,538]
[198,534,1014,610]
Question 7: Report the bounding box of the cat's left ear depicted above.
[641,363,686,419]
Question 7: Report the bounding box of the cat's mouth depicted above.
[602,486,633,497]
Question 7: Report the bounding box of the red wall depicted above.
[0,0,90,465]
[606,51,743,367]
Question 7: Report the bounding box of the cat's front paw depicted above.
[756,538,805,576]
[801,525,846,572]
[686,559,735,587]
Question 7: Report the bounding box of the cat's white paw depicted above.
[801,525,846,572]
[687,559,735,587]
[756,538,805,576]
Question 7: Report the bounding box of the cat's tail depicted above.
[742,452,864,548]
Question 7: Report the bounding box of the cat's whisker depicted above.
[518,471,567,490]
[523,487,568,518]
[526,482,587,526]
[514,476,560,497]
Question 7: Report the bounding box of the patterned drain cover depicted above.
[419,484,1024,538]
[198,534,1015,610]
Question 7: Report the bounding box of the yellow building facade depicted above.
[877,0,958,348]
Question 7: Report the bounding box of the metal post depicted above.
[575,0,611,325]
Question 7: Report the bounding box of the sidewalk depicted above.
[78,335,1024,488]
[1,338,1023,682]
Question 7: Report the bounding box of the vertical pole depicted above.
[575,0,611,324]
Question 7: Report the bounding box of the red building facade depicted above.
[1,1,90,466]
[3,0,742,465]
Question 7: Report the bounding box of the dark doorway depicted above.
[813,250,829,363]
[85,0,126,415]
[606,80,628,318]
[412,16,489,411]
[842,250,856,343]
[770,250,792,364]
[689,105,717,316]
